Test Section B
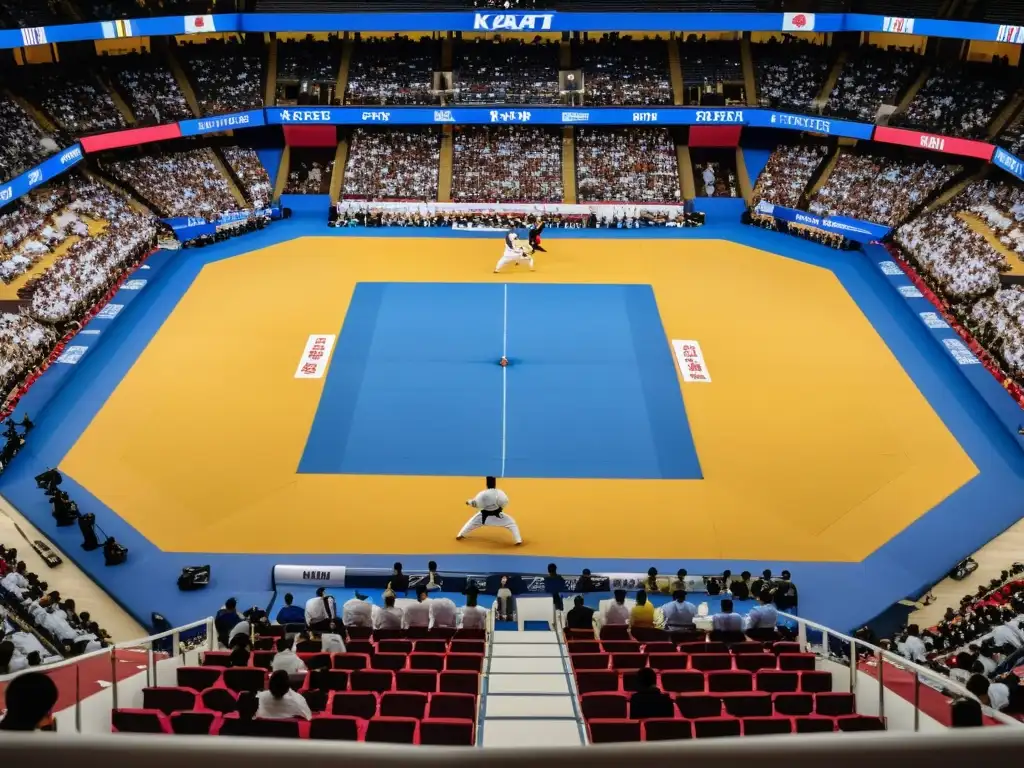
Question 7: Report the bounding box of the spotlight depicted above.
[79,513,100,551]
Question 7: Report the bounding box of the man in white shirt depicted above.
[304,588,337,630]
[603,590,630,626]
[374,594,404,630]
[457,476,522,545]
[744,589,780,633]
[900,624,928,664]
[460,595,488,630]
[662,590,697,630]
[342,596,373,628]
[1,563,29,598]
[991,618,1024,650]
[404,588,431,630]
[256,670,313,720]
[711,599,744,633]
[430,596,458,629]
[270,637,307,676]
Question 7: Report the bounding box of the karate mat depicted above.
[2,220,1023,631]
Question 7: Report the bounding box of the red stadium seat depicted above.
[396,670,438,693]
[414,640,448,654]
[721,692,773,718]
[772,642,802,655]
[794,716,837,733]
[453,629,484,641]
[177,666,223,690]
[298,652,332,670]
[574,670,618,694]
[641,642,676,655]
[630,627,668,643]
[378,639,414,655]
[439,671,480,695]
[371,652,409,671]
[693,716,741,739]
[730,641,766,655]
[680,641,727,654]
[648,653,689,670]
[303,690,328,713]
[330,691,379,719]
[598,625,631,641]
[815,692,856,716]
[222,667,267,694]
[346,627,373,640]
[428,692,476,721]
[410,652,446,672]
[251,651,275,670]
[563,628,596,641]
[296,640,323,653]
[445,653,484,673]
[200,687,238,713]
[202,651,234,667]
[734,654,778,673]
[675,694,723,719]
[420,718,474,746]
[380,691,429,720]
[112,709,171,734]
[262,625,285,638]
[691,654,733,672]
[580,692,629,719]
[660,671,706,693]
[755,670,799,693]
[611,652,647,670]
[142,686,198,715]
[302,669,349,692]
[346,640,374,656]
[779,653,817,671]
[743,716,793,736]
[571,653,610,670]
[707,671,753,692]
[773,693,814,716]
[602,640,641,654]
[373,629,405,642]
[587,718,642,743]
[251,718,302,738]
[450,640,485,655]
[405,626,430,639]
[332,652,370,671]
[309,715,361,741]
[836,715,885,732]
[170,711,220,735]
[365,716,419,744]
[351,669,394,692]
[670,631,707,646]
[799,671,833,693]
[642,718,693,741]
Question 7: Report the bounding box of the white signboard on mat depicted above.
[672,340,711,383]
[295,334,336,379]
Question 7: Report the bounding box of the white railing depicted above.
[779,611,1024,729]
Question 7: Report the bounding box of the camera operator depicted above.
[51,490,79,526]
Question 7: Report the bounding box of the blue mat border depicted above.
[0,220,1022,632]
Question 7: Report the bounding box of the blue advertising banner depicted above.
[3,11,1024,51]
[162,207,279,241]
[992,146,1024,182]
[867,246,1024,452]
[753,201,892,243]
[0,144,83,211]
[178,109,266,137]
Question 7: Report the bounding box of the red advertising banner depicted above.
[80,123,183,153]
[873,126,995,161]
[688,125,742,147]
[282,125,337,148]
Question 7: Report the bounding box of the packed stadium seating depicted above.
[451,126,563,203]
[753,38,832,114]
[453,39,560,105]
[178,39,265,116]
[751,144,828,209]
[575,127,679,203]
[575,34,674,106]
[345,35,438,106]
[103,51,193,126]
[343,128,440,201]
[823,45,922,122]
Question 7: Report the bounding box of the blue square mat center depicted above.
[298,282,702,479]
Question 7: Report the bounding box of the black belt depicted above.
[481,508,504,521]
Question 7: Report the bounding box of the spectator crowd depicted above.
[452,126,563,203]
[893,61,1013,139]
[751,144,828,209]
[824,46,921,122]
[753,38,831,114]
[20,64,126,135]
[343,129,440,201]
[577,34,673,106]
[576,128,679,203]
[345,36,438,106]
[277,36,343,84]
[106,52,193,126]
[179,39,265,116]
[222,147,273,209]
[454,39,560,104]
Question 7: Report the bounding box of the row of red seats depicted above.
[588,715,886,742]
[581,690,854,720]
[177,666,481,695]
[261,626,486,642]
[575,668,832,694]
[568,640,800,656]
[218,639,487,660]
[571,651,814,673]
[202,650,484,673]
[113,709,472,744]
[144,686,477,721]
[565,626,777,643]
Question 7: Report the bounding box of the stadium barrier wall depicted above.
[3,10,1024,50]
[753,201,892,243]
[10,105,1021,214]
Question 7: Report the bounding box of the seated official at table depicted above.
[662,590,697,631]
[745,588,779,632]
[712,599,744,633]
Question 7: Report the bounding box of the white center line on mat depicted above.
[501,283,508,478]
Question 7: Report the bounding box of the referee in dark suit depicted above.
[528,217,547,252]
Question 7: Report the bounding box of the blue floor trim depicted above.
[1,220,1022,634]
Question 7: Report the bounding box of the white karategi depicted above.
[494,231,534,273]
[457,486,522,544]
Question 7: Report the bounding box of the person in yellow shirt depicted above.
[630,590,655,628]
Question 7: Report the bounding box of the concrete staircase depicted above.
[986,89,1024,140]
[667,37,684,106]
[167,47,203,117]
[740,35,757,106]
[438,125,454,202]
[208,149,248,208]
[5,90,58,133]
[959,210,1021,267]
[734,147,753,204]
[265,35,278,106]
[925,167,986,213]
[676,143,696,200]
[479,599,585,748]
[272,146,292,201]
[329,133,349,203]
[100,72,137,125]
[562,127,577,204]
[812,50,847,111]
[805,147,842,199]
